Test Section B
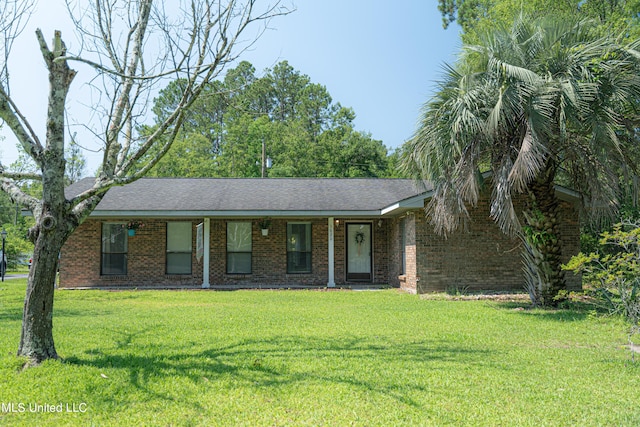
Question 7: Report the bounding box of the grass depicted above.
[1,281,640,426]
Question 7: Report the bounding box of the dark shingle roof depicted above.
[66,178,431,217]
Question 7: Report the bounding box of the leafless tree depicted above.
[0,0,291,365]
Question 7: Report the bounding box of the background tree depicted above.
[438,0,640,42]
[65,135,86,185]
[403,15,640,306]
[143,60,396,178]
[0,0,290,365]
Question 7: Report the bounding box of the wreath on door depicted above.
[355,231,365,255]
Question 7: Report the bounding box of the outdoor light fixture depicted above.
[335,219,340,228]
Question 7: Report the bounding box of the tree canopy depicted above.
[403,14,640,305]
[143,61,399,178]
[439,0,640,42]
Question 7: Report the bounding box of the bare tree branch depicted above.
[65,0,292,206]
[0,0,36,89]
[0,163,42,181]
[0,82,44,159]
[0,176,39,211]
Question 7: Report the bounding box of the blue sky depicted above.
[242,1,462,149]
[0,1,462,172]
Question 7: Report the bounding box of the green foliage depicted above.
[522,209,553,247]
[565,221,640,358]
[64,138,87,185]
[438,0,640,43]
[1,284,639,425]
[2,223,33,268]
[0,191,33,267]
[142,61,396,178]
[404,13,640,305]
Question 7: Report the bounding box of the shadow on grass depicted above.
[0,308,23,322]
[65,334,493,410]
[489,299,596,322]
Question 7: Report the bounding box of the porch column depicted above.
[327,217,335,287]
[202,218,211,289]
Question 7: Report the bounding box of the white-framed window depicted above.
[227,222,252,274]
[287,222,311,273]
[101,223,127,275]
[167,222,192,275]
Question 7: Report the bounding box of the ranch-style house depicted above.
[59,177,581,293]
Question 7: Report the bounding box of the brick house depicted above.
[60,177,581,293]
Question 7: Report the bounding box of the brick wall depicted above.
[410,196,580,293]
[60,218,203,288]
[209,218,330,286]
[60,217,395,288]
[59,200,580,291]
[387,215,418,293]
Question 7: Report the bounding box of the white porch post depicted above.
[202,218,211,289]
[327,217,335,287]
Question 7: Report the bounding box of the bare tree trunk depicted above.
[18,228,65,363]
[522,161,566,306]
[0,0,290,367]
[16,29,75,364]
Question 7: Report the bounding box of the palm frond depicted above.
[490,158,521,236]
[509,126,547,193]
[403,12,640,237]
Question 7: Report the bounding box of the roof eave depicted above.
[380,192,431,216]
[89,209,386,218]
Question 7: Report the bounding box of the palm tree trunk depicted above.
[522,162,566,306]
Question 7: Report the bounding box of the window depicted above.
[227,222,252,274]
[287,222,311,273]
[101,223,127,275]
[167,222,192,274]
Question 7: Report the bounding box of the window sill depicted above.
[100,275,128,280]
[225,274,252,279]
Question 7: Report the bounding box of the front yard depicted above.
[1,281,639,426]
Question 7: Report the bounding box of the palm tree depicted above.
[403,15,640,306]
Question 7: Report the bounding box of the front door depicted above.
[346,223,372,281]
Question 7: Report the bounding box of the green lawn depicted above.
[1,281,639,426]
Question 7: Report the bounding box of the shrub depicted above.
[564,221,640,360]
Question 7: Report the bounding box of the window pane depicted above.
[101,223,127,275]
[287,252,311,273]
[167,253,192,274]
[102,223,127,253]
[287,223,311,273]
[227,253,251,274]
[102,254,127,275]
[167,222,192,252]
[287,223,311,252]
[167,222,192,274]
[227,222,252,252]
